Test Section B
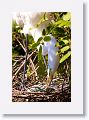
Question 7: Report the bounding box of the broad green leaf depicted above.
[60,51,71,63]
[54,20,71,27]
[37,62,47,78]
[55,41,60,47]
[38,45,42,61]
[44,36,51,42]
[52,27,65,35]
[28,35,34,44]
[58,21,70,27]
[37,37,43,42]
[60,46,70,53]
[55,20,63,25]
[63,12,71,21]
[31,42,40,49]
[60,40,69,45]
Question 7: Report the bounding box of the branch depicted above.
[15,36,26,52]
[30,58,38,80]
[12,51,36,80]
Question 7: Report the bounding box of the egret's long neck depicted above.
[30,20,50,42]
[23,18,50,42]
[22,23,42,42]
[30,28,42,42]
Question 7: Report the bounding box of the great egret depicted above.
[13,12,59,88]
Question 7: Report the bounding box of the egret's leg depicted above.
[45,66,53,87]
[21,34,28,90]
[42,56,53,87]
[46,75,53,87]
[47,65,50,78]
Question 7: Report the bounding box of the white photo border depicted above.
[0,0,83,114]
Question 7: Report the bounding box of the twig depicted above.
[15,36,26,52]
[30,66,39,76]
[33,54,37,62]
[30,58,38,80]
[13,61,18,67]
[13,51,36,80]
[12,90,62,96]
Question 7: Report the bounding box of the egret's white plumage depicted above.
[13,12,59,87]
[42,36,59,74]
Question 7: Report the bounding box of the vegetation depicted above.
[12,12,71,102]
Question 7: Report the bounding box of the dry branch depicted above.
[15,36,26,52]
[13,51,36,80]
[30,58,38,80]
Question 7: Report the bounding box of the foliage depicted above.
[12,12,71,98]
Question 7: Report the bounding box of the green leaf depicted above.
[31,37,43,50]
[53,27,65,35]
[42,29,46,36]
[60,51,71,63]
[44,36,51,42]
[59,21,70,27]
[60,46,70,53]
[31,42,40,49]
[55,20,71,27]
[28,35,34,44]
[38,45,42,61]
[37,37,43,42]
[12,20,17,31]
[37,62,46,78]
[55,41,60,47]
[60,40,69,45]
[63,12,71,21]
[55,20,63,25]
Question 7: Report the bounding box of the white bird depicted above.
[13,12,59,87]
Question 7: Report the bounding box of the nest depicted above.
[12,78,71,102]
